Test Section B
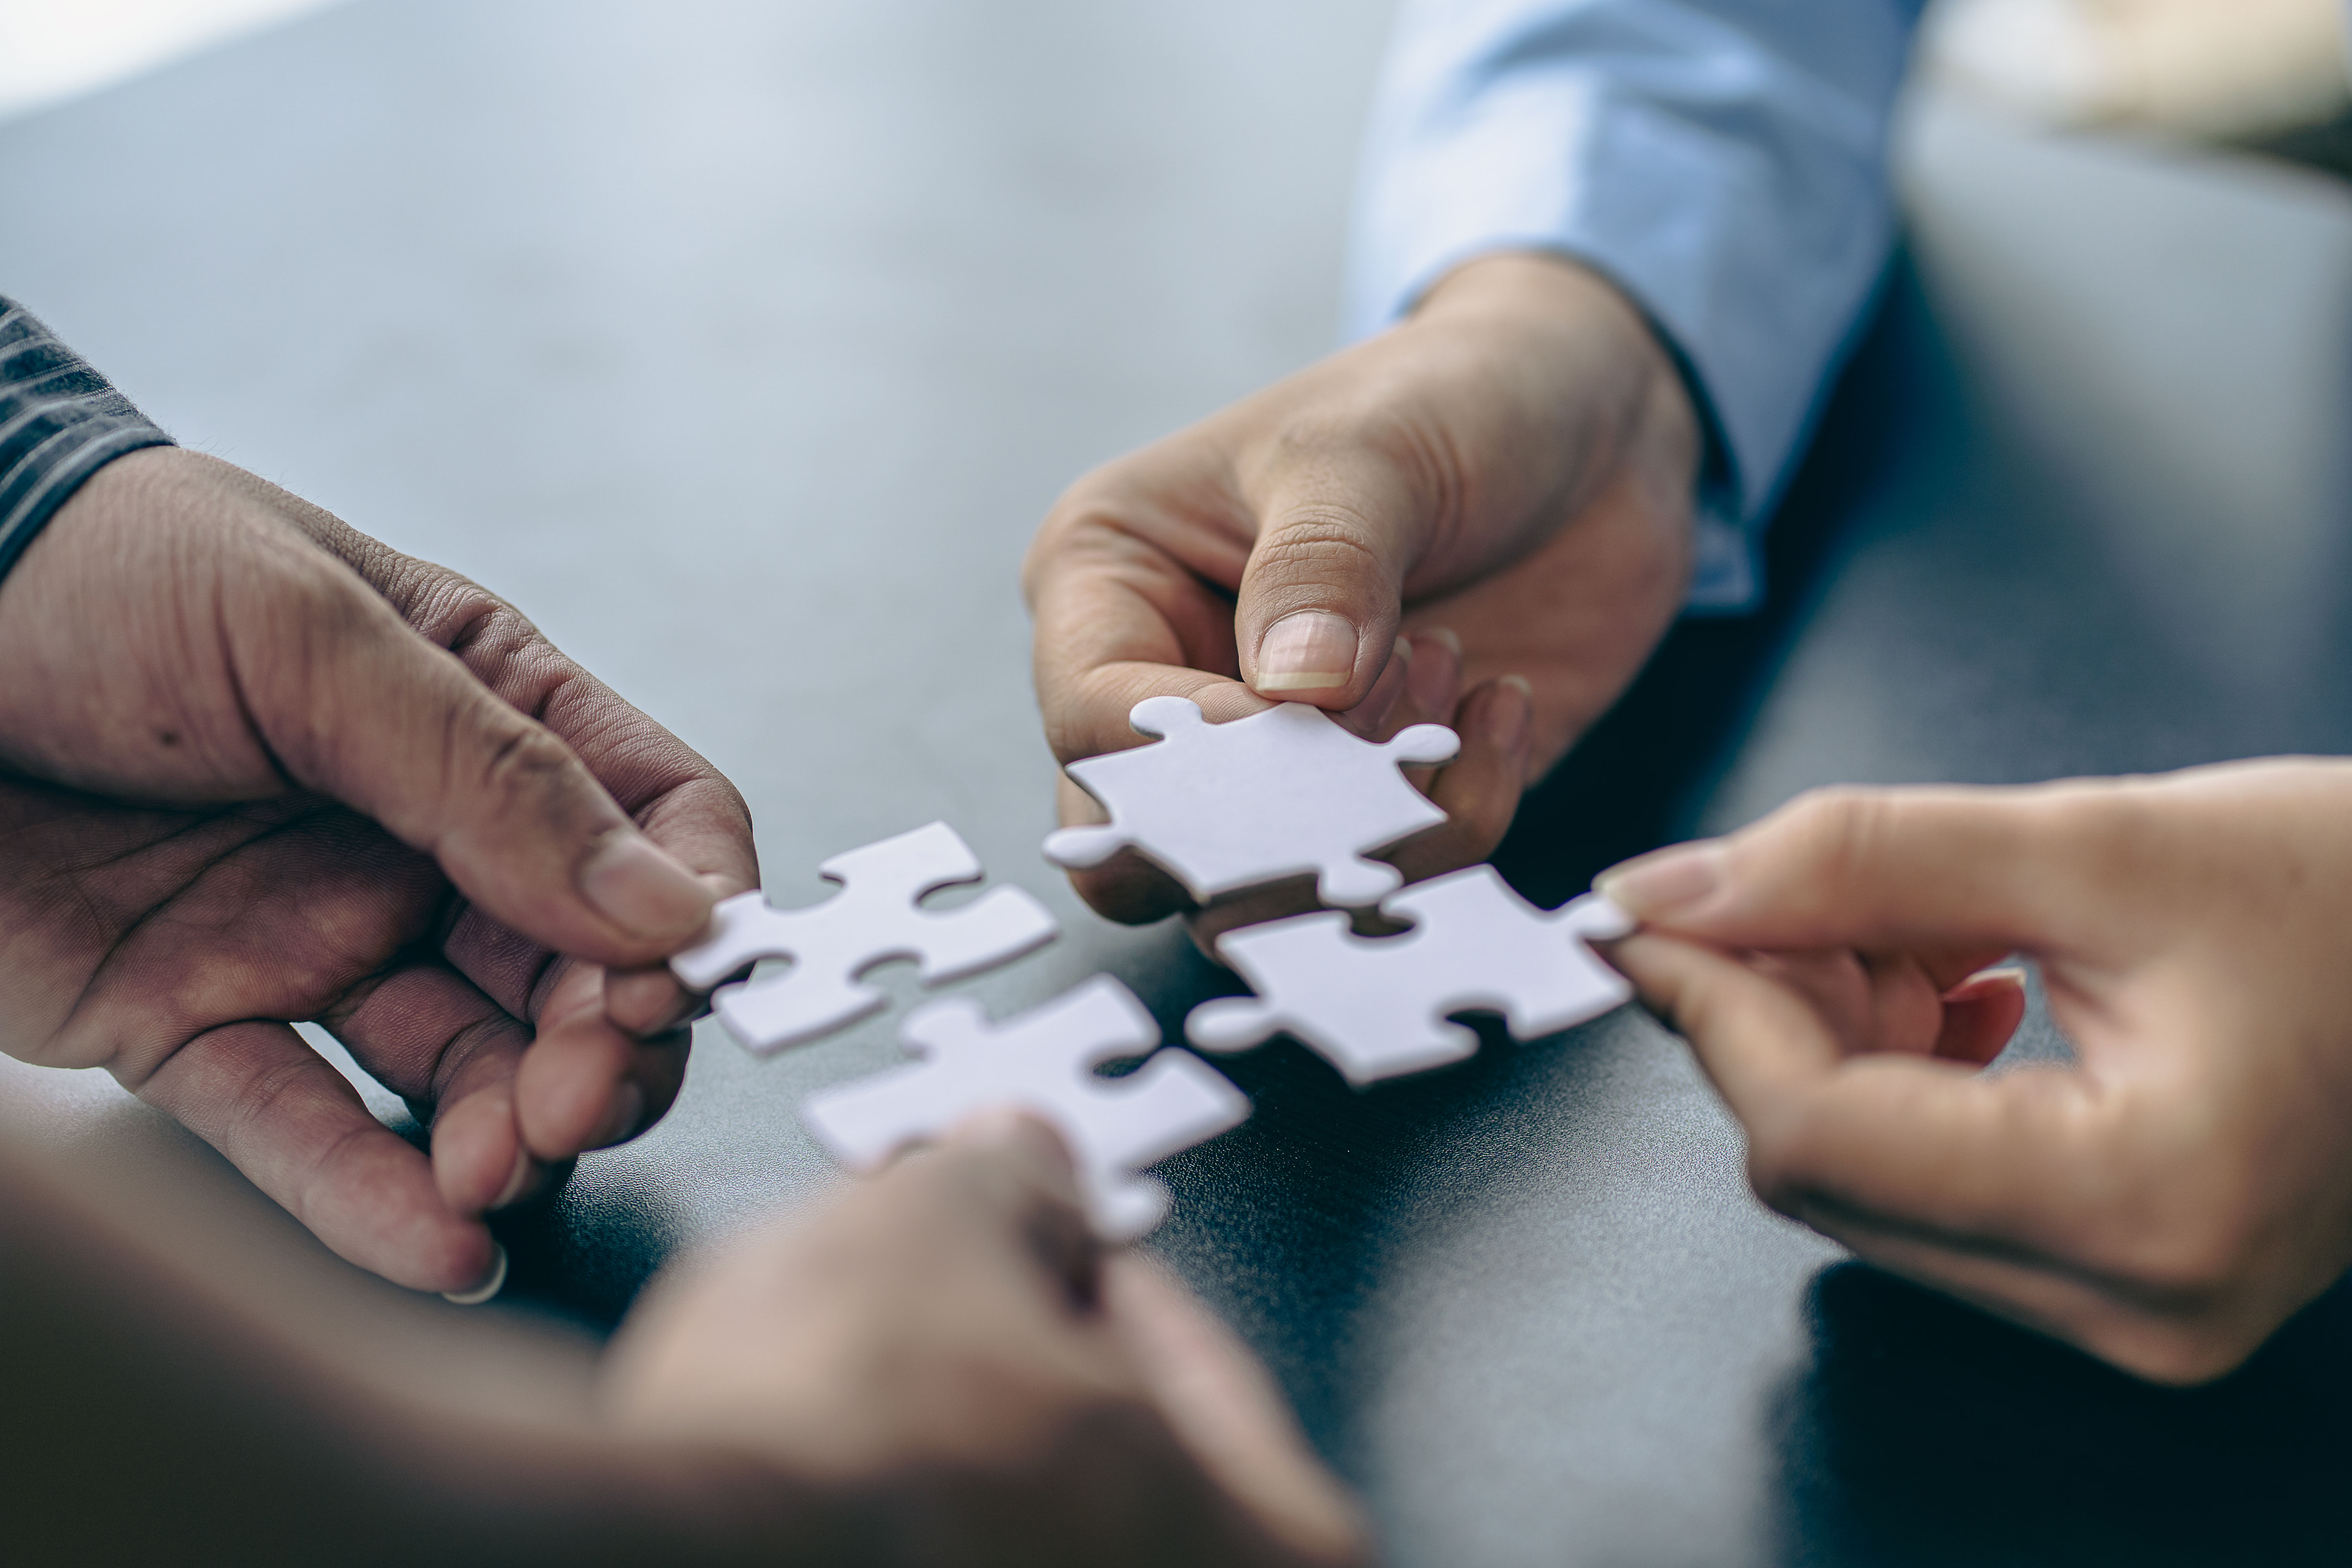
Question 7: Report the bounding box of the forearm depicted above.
[0,297,174,586]
[0,1146,861,1567]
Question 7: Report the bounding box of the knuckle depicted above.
[1269,399,1466,541]
[432,582,531,656]
[2095,1129,2262,1299]
[2114,1207,2254,1300]
[1027,495,1140,575]
[1784,785,1880,858]
[1775,786,1894,897]
[1247,513,1392,604]
[1254,505,1383,559]
[470,715,584,807]
[2091,1318,2254,1387]
[2036,785,2150,885]
[429,587,584,717]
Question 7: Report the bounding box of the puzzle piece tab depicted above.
[1043,697,1459,909]
[670,821,1058,1054]
[802,975,1249,1239]
[1185,866,1634,1087]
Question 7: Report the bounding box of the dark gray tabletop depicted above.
[5,3,2350,1564]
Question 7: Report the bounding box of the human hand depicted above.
[0,448,755,1295]
[1598,760,2352,1383]
[606,1112,1371,1566]
[1025,253,1698,925]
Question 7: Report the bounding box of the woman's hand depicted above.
[1025,253,1699,925]
[1600,759,2352,1383]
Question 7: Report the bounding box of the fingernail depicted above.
[492,1145,535,1210]
[604,965,695,1037]
[581,831,711,942]
[1406,632,1459,717]
[1593,842,1726,920]
[443,1242,508,1307]
[595,1082,646,1148]
[1423,626,1462,659]
[1254,611,1357,692]
[1487,675,1532,748]
[1947,965,2029,998]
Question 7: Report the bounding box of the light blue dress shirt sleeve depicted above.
[1346,0,1924,610]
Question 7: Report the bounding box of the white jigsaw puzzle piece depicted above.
[670,821,1058,1054]
[801,975,1250,1239]
[1185,866,1635,1087]
[1043,696,1459,909]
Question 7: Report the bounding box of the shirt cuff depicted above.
[0,298,175,586]
[1345,0,1914,611]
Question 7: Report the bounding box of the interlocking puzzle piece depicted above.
[1043,697,1459,909]
[670,821,1058,1054]
[1184,866,1635,1087]
[801,975,1250,1239]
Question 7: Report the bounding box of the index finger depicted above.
[1613,931,2107,1258]
[1597,783,2097,958]
[214,454,760,902]
[1025,497,1262,764]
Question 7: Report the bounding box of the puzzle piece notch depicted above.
[1185,866,1635,1087]
[801,975,1250,1239]
[1044,697,1460,909]
[669,821,1059,1055]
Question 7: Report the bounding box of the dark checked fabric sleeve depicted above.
[0,297,175,586]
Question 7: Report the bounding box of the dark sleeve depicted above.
[0,296,175,584]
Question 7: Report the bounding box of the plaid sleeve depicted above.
[0,298,175,585]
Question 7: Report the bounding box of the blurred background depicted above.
[0,0,345,118]
[8,0,2348,156]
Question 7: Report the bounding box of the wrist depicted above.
[1411,250,1701,517]
[1412,250,1669,377]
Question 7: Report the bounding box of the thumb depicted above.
[1594,782,2086,955]
[895,1109,1100,1302]
[234,556,712,967]
[1234,454,1421,710]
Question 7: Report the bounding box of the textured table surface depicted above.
[4,3,2350,1563]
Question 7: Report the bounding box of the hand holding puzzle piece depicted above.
[667,700,1631,1239]
[1044,697,1460,909]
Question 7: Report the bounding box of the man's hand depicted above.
[607,1112,1371,1566]
[1025,253,1699,925]
[0,448,756,1295]
[1597,760,2352,1384]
